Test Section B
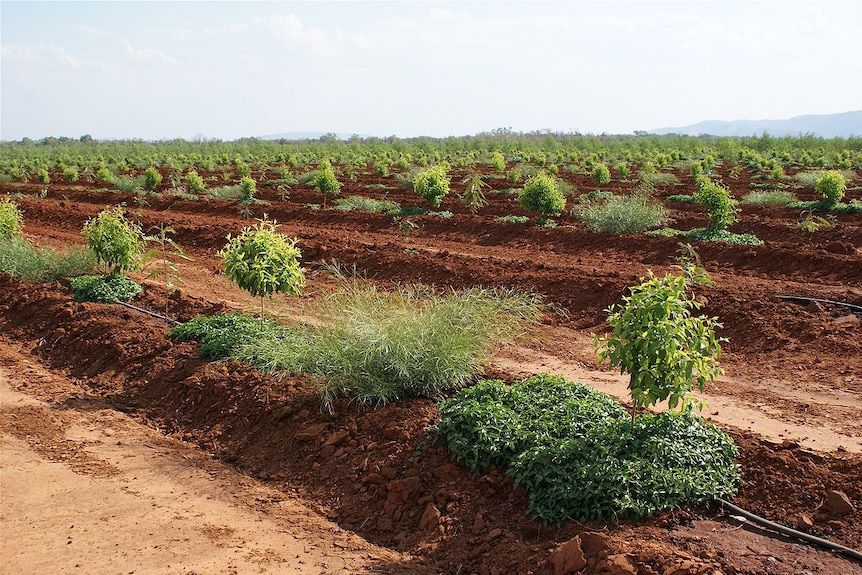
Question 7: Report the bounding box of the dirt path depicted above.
[0,359,427,575]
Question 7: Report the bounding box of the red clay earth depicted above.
[1,163,861,574]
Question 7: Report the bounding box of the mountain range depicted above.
[649,111,862,138]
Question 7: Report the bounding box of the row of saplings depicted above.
[1,197,740,523]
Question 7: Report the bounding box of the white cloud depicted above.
[119,39,176,64]
[1,42,106,70]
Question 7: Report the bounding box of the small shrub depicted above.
[82,206,143,275]
[815,170,846,203]
[490,151,506,172]
[460,173,489,214]
[36,168,50,185]
[0,197,24,240]
[312,159,342,206]
[96,167,114,183]
[331,196,400,213]
[238,176,258,204]
[70,273,142,303]
[143,167,162,192]
[170,313,282,359]
[63,166,79,183]
[741,191,797,206]
[591,163,611,185]
[186,170,206,193]
[413,165,451,208]
[373,161,390,177]
[696,178,737,231]
[495,215,529,224]
[114,175,142,194]
[519,173,565,216]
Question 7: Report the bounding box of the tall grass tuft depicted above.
[331,196,400,213]
[575,193,668,233]
[236,282,543,409]
[0,237,97,281]
[741,191,798,206]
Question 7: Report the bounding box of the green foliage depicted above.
[114,175,142,194]
[591,163,611,185]
[519,173,565,216]
[666,194,699,204]
[81,206,143,275]
[460,173,489,214]
[0,197,24,240]
[696,178,738,231]
[36,168,50,185]
[490,151,506,172]
[596,268,724,419]
[741,190,797,206]
[437,374,740,522]
[331,195,400,213]
[236,283,542,409]
[96,167,114,183]
[575,193,668,234]
[413,165,451,208]
[796,210,835,233]
[170,313,281,359]
[815,170,846,203]
[141,224,194,316]
[143,167,162,192]
[70,273,142,302]
[0,237,96,281]
[218,217,304,318]
[786,198,862,214]
[312,159,342,204]
[206,184,243,200]
[63,166,79,183]
[373,161,390,177]
[238,176,258,203]
[646,227,763,245]
[186,169,206,193]
[495,215,529,224]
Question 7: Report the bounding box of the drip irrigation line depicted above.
[717,499,862,563]
[113,300,180,326]
[778,295,862,313]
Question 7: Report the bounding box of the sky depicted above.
[1,1,861,141]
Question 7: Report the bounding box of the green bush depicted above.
[0,197,24,240]
[591,163,611,185]
[373,161,390,177]
[82,206,143,275]
[63,166,79,183]
[519,173,565,216]
[70,273,142,302]
[312,159,342,204]
[494,215,529,224]
[413,165,451,208]
[490,151,506,172]
[236,283,542,409]
[331,196,400,213]
[143,167,162,192]
[575,193,668,233]
[186,170,206,193]
[114,175,142,194]
[437,374,740,522]
[696,178,737,231]
[0,237,96,281]
[36,168,50,185]
[238,176,257,203]
[170,313,282,359]
[815,170,846,203]
[96,167,114,183]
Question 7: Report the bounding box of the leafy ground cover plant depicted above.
[170,313,283,359]
[519,173,565,216]
[218,216,304,322]
[575,193,668,233]
[494,215,529,224]
[437,374,740,523]
[235,282,542,410]
[595,252,723,421]
[70,273,142,302]
[413,165,451,208]
[0,196,24,239]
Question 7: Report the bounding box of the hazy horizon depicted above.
[2,1,861,141]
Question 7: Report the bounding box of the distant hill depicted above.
[649,111,862,139]
[258,132,368,141]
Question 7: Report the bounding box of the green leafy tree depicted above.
[186,169,206,193]
[36,168,50,185]
[595,258,724,422]
[141,224,194,316]
[143,167,163,192]
[312,159,342,207]
[0,197,24,240]
[815,170,846,203]
[592,163,611,185]
[81,206,144,275]
[218,216,305,323]
[63,166,79,183]
[460,173,489,214]
[519,173,565,216]
[490,151,506,172]
[413,165,451,208]
[239,176,257,203]
[696,177,738,231]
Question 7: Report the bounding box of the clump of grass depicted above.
[206,184,244,200]
[438,374,740,523]
[236,282,543,409]
[495,215,529,224]
[332,196,400,213]
[574,193,668,233]
[666,194,699,204]
[0,238,96,281]
[113,175,143,194]
[639,171,680,186]
[741,190,798,206]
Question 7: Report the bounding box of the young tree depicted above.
[595,253,724,422]
[0,196,24,240]
[82,206,143,275]
[413,165,451,208]
[815,170,846,204]
[218,216,305,325]
[519,173,565,216]
[312,159,342,207]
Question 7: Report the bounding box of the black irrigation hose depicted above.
[717,499,862,563]
[778,295,862,313]
[113,300,180,326]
